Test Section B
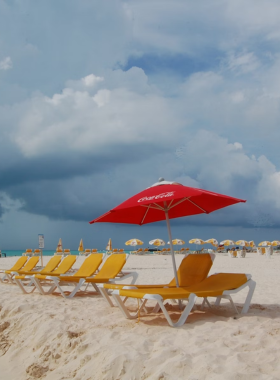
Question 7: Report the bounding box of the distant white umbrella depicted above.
[235,240,250,247]
[149,239,165,246]
[204,238,218,247]
[258,241,271,246]
[189,238,205,245]
[56,238,63,253]
[167,239,185,245]
[271,240,280,246]
[125,239,144,246]
[220,240,235,246]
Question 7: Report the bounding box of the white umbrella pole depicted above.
[165,210,179,288]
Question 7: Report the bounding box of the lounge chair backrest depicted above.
[168,253,215,287]
[40,256,62,274]
[73,254,103,277]
[8,257,28,272]
[21,256,39,271]
[25,249,32,253]
[91,249,98,252]
[64,249,71,253]
[52,255,77,274]
[94,254,126,279]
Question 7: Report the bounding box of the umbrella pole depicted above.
[164,210,179,288]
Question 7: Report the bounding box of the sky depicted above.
[1,0,280,250]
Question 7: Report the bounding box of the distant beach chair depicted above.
[33,249,42,256]
[23,249,33,256]
[42,253,137,298]
[54,248,63,256]
[91,249,98,253]
[0,256,28,283]
[257,247,266,255]
[63,249,71,256]
[80,248,90,256]
[109,272,256,327]
[228,250,237,258]
[99,253,215,308]
[13,256,62,293]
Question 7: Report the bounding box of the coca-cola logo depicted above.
[138,191,175,202]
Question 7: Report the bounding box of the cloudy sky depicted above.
[1,0,280,250]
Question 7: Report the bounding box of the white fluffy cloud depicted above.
[0,56,12,70]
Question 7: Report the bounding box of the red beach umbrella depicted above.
[90,179,246,286]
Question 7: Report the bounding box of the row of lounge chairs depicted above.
[0,253,256,328]
[131,248,190,255]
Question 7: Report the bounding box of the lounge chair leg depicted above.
[157,294,197,328]
[215,296,222,306]
[30,277,47,295]
[14,278,36,294]
[241,279,256,314]
[112,294,147,319]
[99,287,115,307]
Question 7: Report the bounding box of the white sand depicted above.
[1,253,280,380]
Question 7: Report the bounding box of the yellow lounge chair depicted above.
[81,249,91,256]
[1,256,40,284]
[111,273,256,327]
[98,253,215,307]
[21,255,77,295]
[27,254,102,296]
[0,256,28,283]
[63,249,71,255]
[43,254,138,298]
[13,256,62,293]
[23,249,33,256]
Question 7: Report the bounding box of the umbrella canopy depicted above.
[258,241,271,246]
[235,240,250,247]
[90,179,246,287]
[78,239,84,252]
[125,239,144,246]
[249,241,256,247]
[149,239,165,246]
[271,240,280,246]
[220,240,236,246]
[106,238,112,251]
[56,238,63,252]
[189,238,205,245]
[204,238,218,247]
[167,239,185,245]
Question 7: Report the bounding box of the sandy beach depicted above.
[1,253,280,380]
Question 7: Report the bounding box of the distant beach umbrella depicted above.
[106,238,112,251]
[204,238,218,247]
[220,240,235,246]
[78,239,84,253]
[149,239,165,246]
[189,238,205,245]
[167,239,185,245]
[249,241,256,247]
[271,240,280,246]
[258,241,271,246]
[125,239,144,246]
[56,238,63,252]
[235,240,250,247]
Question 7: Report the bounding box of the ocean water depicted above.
[0,250,134,257]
